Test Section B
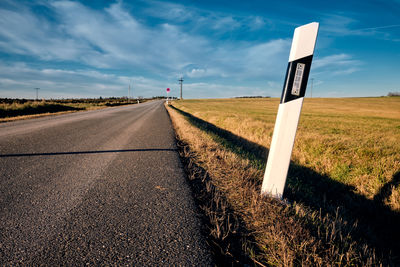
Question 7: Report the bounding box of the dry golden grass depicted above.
[0,100,135,122]
[172,98,400,209]
[0,110,80,123]
[166,97,400,266]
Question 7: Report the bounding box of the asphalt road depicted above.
[0,100,213,265]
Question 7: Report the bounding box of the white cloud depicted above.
[186,68,207,78]
[143,1,195,22]
[0,1,367,99]
[243,39,290,76]
[321,13,400,42]
[0,1,288,81]
[47,1,211,73]
[248,16,267,31]
[143,1,269,33]
[212,16,241,31]
[0,60,281,99]
[313,54,358,69]
[0,62,168,98]
[313,54,362,76]
[321,14,358,36]
[0,3,91,61]
[331,67,360,76]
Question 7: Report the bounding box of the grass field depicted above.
[0,98,148,122]
[167,97,400,266]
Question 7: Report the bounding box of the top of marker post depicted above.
[288,22,319,62]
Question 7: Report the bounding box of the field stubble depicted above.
[0,99,143,122]
[167,97,400,266]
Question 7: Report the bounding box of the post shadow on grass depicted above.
[374,170,400,205]
[169,106,268,168]
[171,105,400,262]
[285,166,400,261]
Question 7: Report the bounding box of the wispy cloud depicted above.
[0,62,277,99]
[0,1,210,73]
[0,2,92,61]
[211,16,241,31]
[0,62,169,98]
[47,1,289,79]
[0,0,370,98]
[321,14,359,36]
[47,1,209,71]
[355,24,400,31]
[321,13,400,42]
[143,1,270,34]
[313,54,361,69]
[313,54,362,77]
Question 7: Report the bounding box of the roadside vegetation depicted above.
[167,97,400,266]
[0,97,159,122]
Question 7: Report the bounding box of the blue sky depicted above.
[0,0,399,99]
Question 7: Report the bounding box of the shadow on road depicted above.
[171,105,400,263]
[0,148,177,158]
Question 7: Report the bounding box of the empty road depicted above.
[0,100,213,265]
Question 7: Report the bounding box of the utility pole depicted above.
[178,77,184,100]
[310,78,314,98]
[34,88,40,101]
[128,82,131,102]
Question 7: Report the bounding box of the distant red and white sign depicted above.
[166,88,170,92]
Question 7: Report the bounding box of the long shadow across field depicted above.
[169,106,267,168]
[171,105,400,263]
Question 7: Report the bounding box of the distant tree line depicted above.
[152,96,178,100]
[387,92,400,97]
[0,96,176,104]
[0,97,132,104]
[235,96,271,99]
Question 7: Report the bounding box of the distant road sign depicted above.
[166,88,170,92]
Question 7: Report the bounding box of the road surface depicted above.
[0,100,213,265]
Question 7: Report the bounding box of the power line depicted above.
[128,80,131,100]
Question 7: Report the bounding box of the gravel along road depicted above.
[0,100,213,265]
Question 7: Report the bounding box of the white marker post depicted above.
[261,22,319,198]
